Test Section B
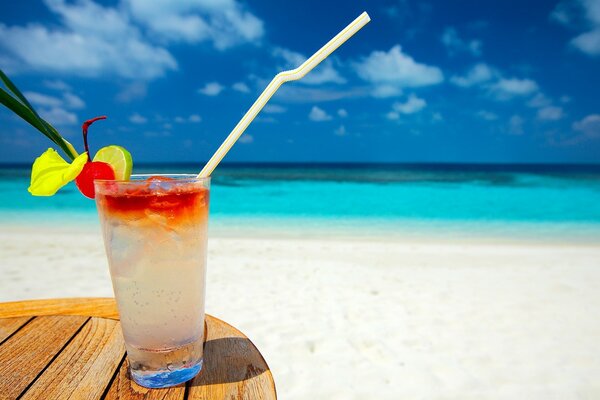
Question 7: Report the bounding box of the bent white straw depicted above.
[198,11,371,178]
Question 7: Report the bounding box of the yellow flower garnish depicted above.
[28,148,88,196]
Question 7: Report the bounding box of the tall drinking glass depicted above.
[94,174,210,388]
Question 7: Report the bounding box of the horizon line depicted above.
[2,161,600,167]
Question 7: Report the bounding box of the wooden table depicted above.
[0,298,276,399]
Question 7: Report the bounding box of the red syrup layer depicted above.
[96,177,209,225]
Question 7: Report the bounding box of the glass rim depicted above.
[94,174,210,185]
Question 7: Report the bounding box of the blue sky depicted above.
[1,0,599,164]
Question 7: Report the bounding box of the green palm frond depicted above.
[0,69,78,160]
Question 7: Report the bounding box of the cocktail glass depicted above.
[95,174,210,388]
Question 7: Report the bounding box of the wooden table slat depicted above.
[104,359,186,400]
[0,299,276,399]
[21,317,125,400]
[0,315,89,399]
[0,298,119,320]
[0,316,32,344]
[188,317,277,400]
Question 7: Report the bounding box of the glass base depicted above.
[130,359,203,388]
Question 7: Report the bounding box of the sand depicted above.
[1,225,600,399]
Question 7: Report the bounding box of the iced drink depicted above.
[95,174,209,388]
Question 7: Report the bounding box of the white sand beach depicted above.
[1,225,600,399]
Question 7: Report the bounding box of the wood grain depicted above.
[0,299,277,399]
[0,316,31,344]
[104,359,186,400]
[21,317,125,400]
[188,316,277,400]
[0,298,119,320]
[0,315,88,399]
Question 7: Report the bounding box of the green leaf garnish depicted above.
[0,69,38,113]
[0,70,78,161]
[0,69,129,199]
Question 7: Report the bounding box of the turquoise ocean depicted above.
[1,163,600,242]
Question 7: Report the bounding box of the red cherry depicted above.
[75,161,115,199]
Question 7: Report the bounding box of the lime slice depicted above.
[93,145,133,180]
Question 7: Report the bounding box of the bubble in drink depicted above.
[95,175,209,388]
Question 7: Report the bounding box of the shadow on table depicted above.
[190,337,270,386]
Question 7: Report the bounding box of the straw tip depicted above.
[361,11,371,22]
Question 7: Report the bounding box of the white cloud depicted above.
[509,115,524,135]
[450,63,494,87]
[552,0,600,56]
[198,82,224,96]
[560,95,572,103]
[334,125,347,136]
[527,93,552,108]
[491,78,538,99]
[232,82,250,93]
[537,106,564,121]
[144,130,170,137]
[63,93,85,109]
[129,113,147,124]
[371,85,403,98]
[0,0,263,79]
[469,42,482,56]
[550,1,576,25]
[571,29,600,55]
[124,0,264,50]
[386,111,400,121]
[337,109,348,118]
[246,67,354,103]
[256,116,277,123]
[238,133,254,143]
[40,107,77,125]
[263,104,286,114]
[309,106,332,121]
[47,0,131,36]
[0,0,177,79]
[273,47,345,85]
[353,45,443,97]
[441,27,482,56]
[383,0,413,20]
[391,94,426,114]
[116,82,147,103]
[174,115,201,123]
[43,79,71,91]
[573,114,600,138]
[477,110,499,120]
[24,90,85,112]
[24,91,63,108]
[452,64,542,104]
[273,86,368,103]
